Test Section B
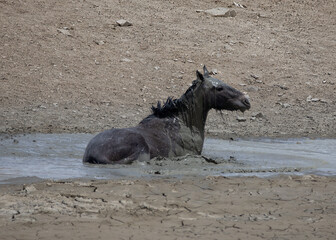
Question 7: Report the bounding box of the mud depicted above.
[1,134,335,183]
[1,175,336,239]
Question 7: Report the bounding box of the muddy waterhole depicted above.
[0,134,335,184]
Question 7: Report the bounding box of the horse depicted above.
[83,66,250,164]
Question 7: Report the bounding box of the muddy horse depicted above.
[83,66,250,164]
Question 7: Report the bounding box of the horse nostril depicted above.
[244,98,250,108]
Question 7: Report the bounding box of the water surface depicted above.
[0,134,335,183]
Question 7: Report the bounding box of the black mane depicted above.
[150,80,200,118]
[151,97,181,118]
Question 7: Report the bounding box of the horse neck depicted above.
[177,87,210,138]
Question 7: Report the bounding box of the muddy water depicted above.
[0,134,335,183]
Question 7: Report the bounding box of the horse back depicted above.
[83,128,150,164]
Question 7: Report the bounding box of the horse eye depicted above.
[216,86,224,91]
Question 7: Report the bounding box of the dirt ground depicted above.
[1,0,336,239]
[0,175,335,240]
[0,0,335,138]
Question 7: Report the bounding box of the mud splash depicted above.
[0,134,335,183]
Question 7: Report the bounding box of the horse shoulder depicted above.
[137,118,173,158]
[175,123,204,155]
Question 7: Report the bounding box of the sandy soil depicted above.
[0,0,335,138]
[0,175,335,240]
[1,0,336,239]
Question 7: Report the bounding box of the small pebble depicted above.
[116,19,132,27]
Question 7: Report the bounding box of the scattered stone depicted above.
[24,185,37,194]
[250,74,259,79]
[257,13,269,18]
[252,112,264,119]
[120,58,132,63]
[57,28,72,37]
[196,9,204,13]
[204,8,237,17]
[301,175,314,180]
[233,2,247,8]
[306,95,319,102]
[210,69,218,75]
[274,84,289,90]
[116,19,132,27]
[13,139,19,144]
[236,116,247,122]
[223,43,234,51]
[94,40,105,45]
[282,103,291,108]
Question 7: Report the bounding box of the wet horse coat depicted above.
[83,66,250,164]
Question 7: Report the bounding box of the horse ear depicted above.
[196,70,205,82]
[203,65,210,77]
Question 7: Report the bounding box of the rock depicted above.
[24,185,37,194]
[307,95,319,102]
[223,43,234,51]
[250,74,259,79]
[252,112,264,119]
[120,58,132,62]
[233,2,247,8]
[236,116,247,122]
[57,28,72,37]
[282,103,291,108]
[275,84,289,90]
[116,19,132,27]
[210,69,218,75]
[0,209,19,217]
[94,40,105,45]
[204,8,237,17]
[301,175,314,180]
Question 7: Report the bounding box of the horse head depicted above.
[197,66,251,112]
